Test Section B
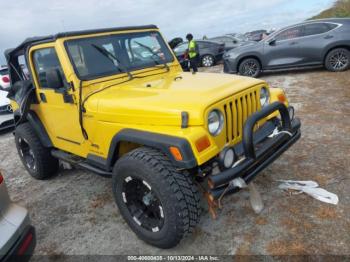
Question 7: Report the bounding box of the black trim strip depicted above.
[86,154,109,171]
[56,136,80,145]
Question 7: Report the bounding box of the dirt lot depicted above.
[0,66,349,256]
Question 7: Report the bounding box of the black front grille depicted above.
[0,104,12,113]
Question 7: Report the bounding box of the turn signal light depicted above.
[0,173,3,184]
[195,136,211,153]
[278,93,286,103]
[169,146,183,161]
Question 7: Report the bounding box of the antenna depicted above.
[61,19,66,31]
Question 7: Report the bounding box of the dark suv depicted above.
[223,18,350,77]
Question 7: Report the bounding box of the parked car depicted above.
[0,67,14,131]
[224,18,350,77]
[209,35,253,51]
[0,171,36,261]
[168,37,183,49]
[173,40,225,69]
[227,33,247,39]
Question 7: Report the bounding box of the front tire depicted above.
[112,147,201,248]
[15,123,59,179]
[325,48,350,72]
[201,54,215,67]
[238,58,261,77]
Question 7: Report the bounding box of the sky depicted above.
[0,0,334,65]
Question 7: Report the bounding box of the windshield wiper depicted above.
[133,41,170,72]
[91,44,133,79]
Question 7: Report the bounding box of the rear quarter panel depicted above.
[322,23,350,58]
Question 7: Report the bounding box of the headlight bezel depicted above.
[260,87,270,108]
[207,109,224,136]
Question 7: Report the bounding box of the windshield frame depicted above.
[64,30,175,81]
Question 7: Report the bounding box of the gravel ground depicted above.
[0,66,349,256]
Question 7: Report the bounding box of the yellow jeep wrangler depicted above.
[5,25,301,248]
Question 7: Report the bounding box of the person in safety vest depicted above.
[186,33,199,74]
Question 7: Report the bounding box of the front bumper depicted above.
[0,180,36,262]
[208,102,301,199]
[2,225,36,262]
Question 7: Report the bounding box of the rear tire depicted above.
[112,147,201,248]
[325,48,350,72]
[15,123,58,179]
[238,58,261,77]
[201,55,215,67]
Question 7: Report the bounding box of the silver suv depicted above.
[0,171,36,261]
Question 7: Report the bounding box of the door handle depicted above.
[324,35,333,39]
[39,93,47,103]
[290,41,298,45]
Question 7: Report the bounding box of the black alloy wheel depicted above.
[325,48,350,72]
[238,58,261,77]
[122,176,165,233]
[18,137,36,172]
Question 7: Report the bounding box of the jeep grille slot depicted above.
[223,89,260,144]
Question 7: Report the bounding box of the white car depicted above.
[0,67,10,90]
[0,171,36,261]
[0,67,14,130]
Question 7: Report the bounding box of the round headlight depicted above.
[260,87,270,107]
[208,110,224,136]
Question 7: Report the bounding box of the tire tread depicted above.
[114,147,201,248]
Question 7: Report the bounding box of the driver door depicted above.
[30,45,84,152]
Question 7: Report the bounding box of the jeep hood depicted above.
[90,72,265,126]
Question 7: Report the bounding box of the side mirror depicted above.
[46,69,64,89]
[268,38,276,46]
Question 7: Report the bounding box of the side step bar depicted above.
[51,149,112,177]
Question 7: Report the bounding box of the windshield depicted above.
[65,31,174,80]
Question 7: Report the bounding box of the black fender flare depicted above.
[23,110,53,148]
[106,129,197,170]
